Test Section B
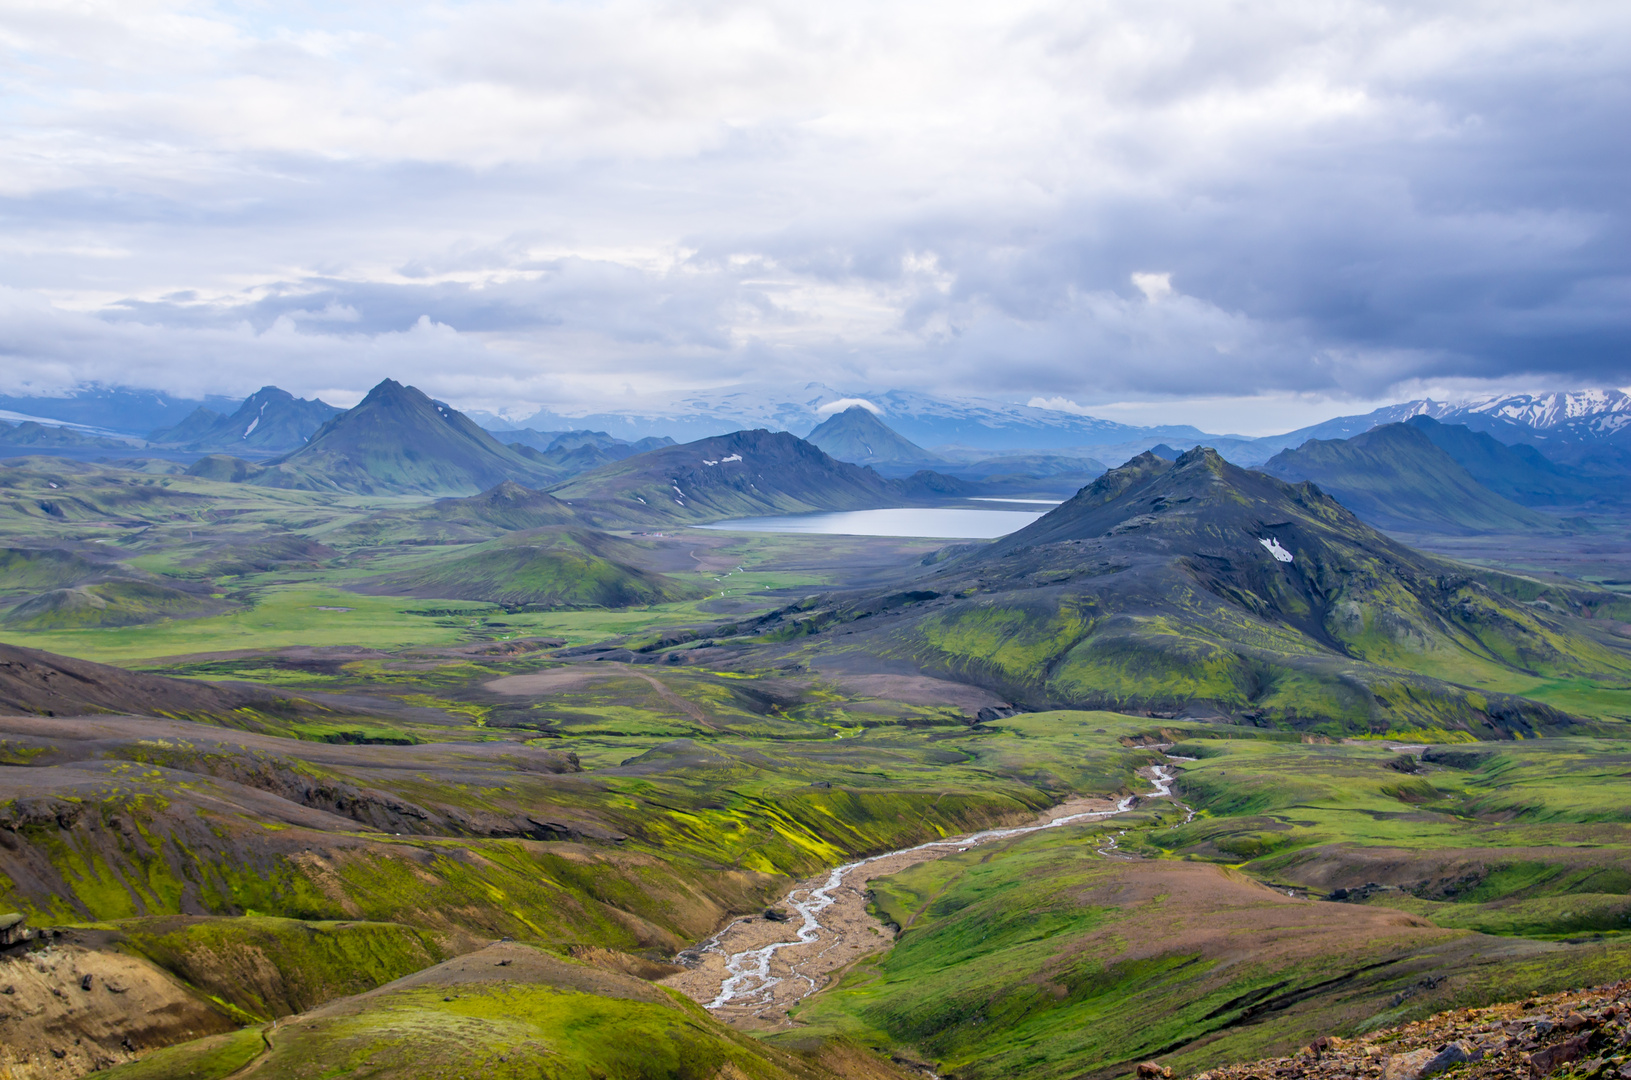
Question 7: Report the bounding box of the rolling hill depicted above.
[742,448,1631,736]
[1260,422,1557,534]
[333,481,583,546]
[149,386,341,454]
[805,405,939,467]
[350,528,700,608]
[550,428,972,523]
[253,380,557,495]
[0,642,307,721]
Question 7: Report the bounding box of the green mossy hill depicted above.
[806,405,940,466]
[349,528,700,608]
[1403,415,1605,507]
[0,458,210,524]
[252,379,558,495]
[333,480,583,545]
[0,546,126,598]
[551,428,969,523]
[185,454,264,482]
[104,943,852,1080]
[171,534,338,576]
[150,386,341,454]
[1261,422,1557,534]
[746,448,1631,735]
[3,579,231,629]
[119,915,450,1021]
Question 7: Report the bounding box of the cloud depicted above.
[0,0,1627,418]
[1131,273,1173,302]
[816,397,882,415]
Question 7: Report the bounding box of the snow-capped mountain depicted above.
[1258,389,1631,455]
[1457,389,1631,430]
[503,383,1224,452]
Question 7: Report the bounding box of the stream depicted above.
[663,761,1188,1028]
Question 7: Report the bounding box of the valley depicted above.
[1,382,1630,1080]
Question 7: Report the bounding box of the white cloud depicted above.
[0,0,1626,415]
[816,397,882,415]
[1131,272,1173,302]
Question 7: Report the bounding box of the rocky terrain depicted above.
[1191,981,1631,1080]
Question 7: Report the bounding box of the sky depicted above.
[1,0,1628,434]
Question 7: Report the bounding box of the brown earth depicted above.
[0,940,235,1080]
[0,642,297,720]
[822,673,1007,714]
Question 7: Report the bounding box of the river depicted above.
[662,762,1183,1029]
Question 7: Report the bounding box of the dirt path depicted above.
[661,771,1184,1030]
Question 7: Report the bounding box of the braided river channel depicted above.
[662,763,1182,1029]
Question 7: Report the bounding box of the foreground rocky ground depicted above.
[1190,981,1631,1080]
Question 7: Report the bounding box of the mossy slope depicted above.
[103,943,861,1080]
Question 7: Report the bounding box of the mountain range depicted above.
[1261,423,1559,535]
[5,382,1630,482]
[111,378,1606,546]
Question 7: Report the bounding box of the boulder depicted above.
[0,913,27,947]
[1380,1048,1437,1080]
[1529,1034,1592,1076]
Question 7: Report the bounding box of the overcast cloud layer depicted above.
[1,0,1627,428]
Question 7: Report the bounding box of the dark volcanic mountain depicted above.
[1403,416,1602,507]
[254,380,556,495]
[149,386,341,454]
[805,406,938,466]
[550,429,970,522]
[745,449,1631,736]
[1261,423,1555,534]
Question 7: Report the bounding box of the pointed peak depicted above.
[360,378,411,403]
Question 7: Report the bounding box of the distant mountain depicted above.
[926,451,1107,495]
[493,382,1234,452]
[744,448,1630,736]
[805,405,939,466]
[0,387,238,437]
[504,428,672,456]
[1261,424,1556,535]
[0,420,141,452]
[149,386,341,454]
[1256,389,1631,460]
[1403,417,1603,507]
[254,379,557,495]
[550,429,971,523]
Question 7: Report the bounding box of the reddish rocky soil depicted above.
[1191,981,1631,1080]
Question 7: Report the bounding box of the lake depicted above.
[698,504,1054,538]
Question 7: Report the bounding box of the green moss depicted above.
[120,915,451,1020]
[98,1026,267,1080]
